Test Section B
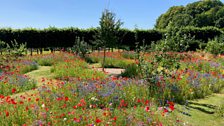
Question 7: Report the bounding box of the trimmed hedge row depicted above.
[0,27,222,50]
[0,27,162,49]
[181,26,223,42]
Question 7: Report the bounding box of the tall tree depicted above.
[96,9,123,71]
[155,0,224,29]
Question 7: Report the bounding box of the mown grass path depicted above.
[25,66,54,86]
[11,66,55,98]
[177,89,224,126]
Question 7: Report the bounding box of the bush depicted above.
[215,104,224,117]
[182,26,223,43]
[84,56,99,64]
[121,64,138,78]
[205,36,224,55]
[102,58,133,68]
[36,58,54,66]
[6,40,27,57]
[155,26,198,52]
[70,37,89,58]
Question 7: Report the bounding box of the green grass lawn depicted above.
[176,89,224,126]
[25,66,54,86]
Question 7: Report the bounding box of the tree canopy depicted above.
[155,0,224,29]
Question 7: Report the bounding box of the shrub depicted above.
[6,40,27,57]
[215,104,224,117]
[121,64,138,78]
[205,36,224,55]
[70,37,89,58]
[84,56,99,64]
[102,58,133,68]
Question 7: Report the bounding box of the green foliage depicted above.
[96,9,122,71]
[157,26,222,51]
[51,60,106,80]
[102,58,132,68]
[71,37,89,58]
[7,40,27,57]
[0,27,163,50]
[135,35,184,104]
[155,0,224,29]
[181,26,223,42]
[18,62,39,74]
[121,51,137,59]
[36,58,54,66]
[96,9,123,48]
[156,26,196,52]
[0,74,36,96]
[0,40,6,52]
[84,56,100,64]
[121,64,138,78]
[215,104,224,117]
[205,35,224,55]
[31,53,78,66]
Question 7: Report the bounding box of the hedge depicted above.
[181,26,223,42]
[0,27,163,49]
[0,27,222,50]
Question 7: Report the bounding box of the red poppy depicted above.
[113,116,117,121]
[137,99,141,103]
[65,96,69,101]
[26,106,29,111]
[36,98,39,101]
[163,108,168,113]
[96,118,101,123]
[74,118,80,123]
[169,105,175,111]
[12,88,16,93]
[168,101,175,111]
[0,94,4,99]
[19,101,24,104]
[5,111,9,117]
[10,99,17,105]
[145,100,150,105]
[145,106,150,112]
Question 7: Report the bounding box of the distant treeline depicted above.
[0,26,223,50]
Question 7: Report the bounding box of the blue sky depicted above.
[0,0,223,29]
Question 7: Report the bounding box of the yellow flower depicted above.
[157,66,164,72]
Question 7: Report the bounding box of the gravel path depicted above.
[94,68,125,76]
